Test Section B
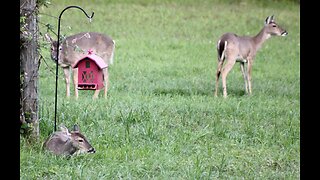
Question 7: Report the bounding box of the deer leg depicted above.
[63,67,71,97]
[221,58,236,98]
[93,90,100,99]
[240,62,249,94]
[103,68,109,99]
[72,68,79,99]
[93,68,109,99]
[214,60,224,97]
[247,59,253,95]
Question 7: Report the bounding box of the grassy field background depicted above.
[20,0,300,179]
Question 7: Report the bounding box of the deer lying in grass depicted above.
[45,32,115,99]
[214,15,288,98]
[44,124,95,156]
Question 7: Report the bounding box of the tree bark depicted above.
[20,0,39,139]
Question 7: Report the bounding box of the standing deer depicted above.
[45,32,115,99]
[43,124,95,156]
[214,15,288,98]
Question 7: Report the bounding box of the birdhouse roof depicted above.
[73,50,108,69]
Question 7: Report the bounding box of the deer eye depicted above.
[272,25,277,27]
[78,139,84,142]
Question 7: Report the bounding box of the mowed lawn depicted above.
[20,0,300,179]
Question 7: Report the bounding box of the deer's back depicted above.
[218,33,255,59]
[60,32,115,67]
[44,131,77,155]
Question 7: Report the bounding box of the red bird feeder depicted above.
[73,49,108,90]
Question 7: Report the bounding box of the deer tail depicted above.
[217,40,227,62]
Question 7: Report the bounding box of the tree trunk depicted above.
[20,0,39,139]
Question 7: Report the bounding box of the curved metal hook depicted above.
[58,5,94,20]
[54,5,94,131]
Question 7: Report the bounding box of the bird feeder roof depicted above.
[73,49,108,69]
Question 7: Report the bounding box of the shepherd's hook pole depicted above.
[54,6,94,131]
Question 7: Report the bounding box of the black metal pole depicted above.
[54,6,94,131]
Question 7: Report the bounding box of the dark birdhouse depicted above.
[73,50,108,90]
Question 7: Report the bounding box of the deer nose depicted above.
[281,31,288,36]
[88,148,95,153]
[52,55,58,61]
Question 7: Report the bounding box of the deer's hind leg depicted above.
[221,56,237,98]
[93,90,101,99]
[103,68,109,99]
[92,68,109,99]
[214,60,224,97]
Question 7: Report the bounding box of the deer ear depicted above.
[59,125,67,132]
[44,33,53,43]
[73,124,80,132]
[59,125,71,136]
[270,15,275,22]
[265,15,274,24]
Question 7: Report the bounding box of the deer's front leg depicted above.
[240,62,249,94]
[72,68,79,99]
[247,59,253,95]
[63,67,71,97]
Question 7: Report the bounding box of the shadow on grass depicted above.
[152,84,253,98]
[231,89,247,97]
[153,88,211,97]
[212,88,248,98]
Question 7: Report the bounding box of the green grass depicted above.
[21,0,300,179]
